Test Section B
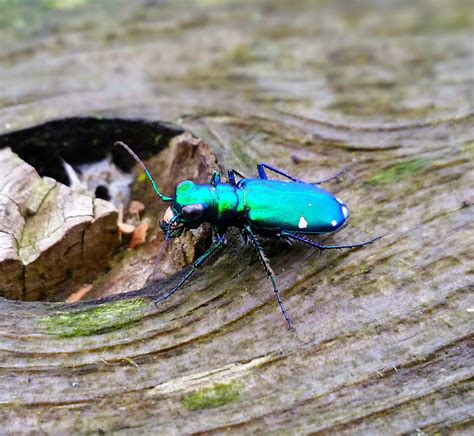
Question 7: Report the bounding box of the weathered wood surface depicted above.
[0,147,119,301]
[0,0,473,434]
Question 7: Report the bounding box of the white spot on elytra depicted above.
[298,216,308,229]
[342,206,348,218]
[331,219,338,227]
[308,203,312,207]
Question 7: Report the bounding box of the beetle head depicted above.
[159,180,213,238]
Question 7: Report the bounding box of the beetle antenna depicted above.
[115,141,173,202]
[150,234,169,282]
[150,214,180,282]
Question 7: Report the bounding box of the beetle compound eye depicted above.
[181,203,206,221]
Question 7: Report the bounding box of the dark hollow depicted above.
[95,185,111,201]
[0,117,184,186]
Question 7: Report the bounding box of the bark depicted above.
[0,0,472,434]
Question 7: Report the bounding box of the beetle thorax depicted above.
[212,183,245,224]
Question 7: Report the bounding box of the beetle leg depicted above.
[257,163,300,181]
[257,162,345,185]
[153,235,225,306]
[227,169,247,186]
[227,170,236,186]
[212,171,221,185]
[244,225,292,329]
[209,171,221,186]
[281,232,381,250]
[309,167,346,185]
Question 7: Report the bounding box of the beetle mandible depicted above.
[116,141,379,328]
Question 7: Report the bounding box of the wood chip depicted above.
[129,200,145,215]
[66,284,93,303]
[118,222,136,235]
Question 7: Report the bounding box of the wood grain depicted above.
[0,0,472,433]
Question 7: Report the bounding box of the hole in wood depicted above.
[0,117,190,302]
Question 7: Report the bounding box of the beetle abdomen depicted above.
[239,179,349,233]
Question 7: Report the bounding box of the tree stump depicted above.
[0,0,472,433]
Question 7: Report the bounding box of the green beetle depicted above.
[117,141,379,328]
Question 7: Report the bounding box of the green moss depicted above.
[225,45,261,66]
[43,0,88,10]
[327,100,434,118]
[195,0,239,7]
[461,141,474,154]
[367,158,431,186]
[182,382,242,411]
[0,0,127,41]
[137,173,147,183]
[41,298,146,337]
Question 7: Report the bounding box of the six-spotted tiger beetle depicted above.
[116,141,380,329]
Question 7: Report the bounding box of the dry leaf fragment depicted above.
[129,221,149,249]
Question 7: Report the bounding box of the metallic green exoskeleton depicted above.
[116,141,379,328]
